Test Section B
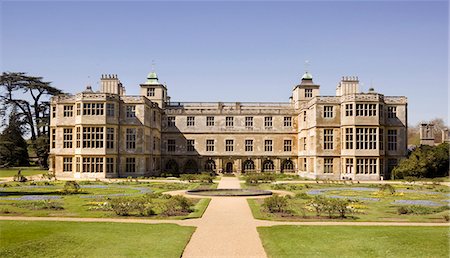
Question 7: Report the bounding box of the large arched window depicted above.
[281,159,294,173]
[204,159,216,172]
[242,159,255,173]
[184,159,199,173]
[165,159,179,175]
[262,159,274,172]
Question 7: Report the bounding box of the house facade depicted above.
[49,71,407,180]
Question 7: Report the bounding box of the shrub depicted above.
[62,181,81,194]
[443,214,450,222]
[263,195,290,213]
[160,195,193,216]
[245,173,276,185]
[180,173,214,184]
[295,192,311,199]
[379,184,396,194]
[41,172,56,180]
[109,197,136,216]
[271,184,287,190]
[403,176,418,183]
[13,200,63,210]
[308,196,351,218]
[397,205,449,215]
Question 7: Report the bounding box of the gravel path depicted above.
[181,176,267,258]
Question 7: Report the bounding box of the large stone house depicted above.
[49,70,407,180]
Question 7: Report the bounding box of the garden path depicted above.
[181,176,267,257]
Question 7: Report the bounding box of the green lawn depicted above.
[0,167,48,178]
[258,225,449,258]
[0,220,194,258]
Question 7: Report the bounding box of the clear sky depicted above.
[1,1,448,125]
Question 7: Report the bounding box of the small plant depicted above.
[0,208,11,214]
[244,173,276,185]
[397,205,449,215]
[13,200,64,210]
[443,214,450,222]
[379,184,396,194]
[41,172,56,180]
[295,192,311,199]
[263,195,290,214]
[109,197,135,216]
[180,173,214,184]
[62,181,81,194]
[13,170,27,182]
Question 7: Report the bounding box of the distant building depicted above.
[49,70,407,180]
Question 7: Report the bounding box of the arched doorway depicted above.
[204,159,216,172]
[225,162,233,173]
[262,159,274,172]
[165,159,179,175]
[242,159,255,173]
[281,159,294,173]
[184,159,199,174]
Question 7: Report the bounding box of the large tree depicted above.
[0,109,29,167]
[393,143,449,179]
[0,72,62,168]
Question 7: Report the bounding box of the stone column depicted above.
[275,158,281,174]
[236,158,242,174]
[217,158,223,174]
[256,158,262,173]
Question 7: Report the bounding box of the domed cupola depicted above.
[302,71,313,80]
[146,71,160,85]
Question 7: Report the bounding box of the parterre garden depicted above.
[244,174,449,222]
[0,179,215,219]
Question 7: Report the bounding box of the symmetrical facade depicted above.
[49,70,407,180]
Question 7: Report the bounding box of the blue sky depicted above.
[1,1,448,125]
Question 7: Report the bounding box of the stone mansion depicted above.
[49,70,407,180]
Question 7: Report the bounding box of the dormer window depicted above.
[147,88,155,97]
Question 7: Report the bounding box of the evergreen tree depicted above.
[0,110,29,167]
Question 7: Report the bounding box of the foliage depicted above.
[393,143,449,179]
[13,200,63,210]
[263,195,290,213]
[62,181,81,194]
[180,173,214,183]
[307,196,352,218]
[0,72,62,168]
[109,197,136,216]
[0,110,29,167]
[108,194,193,217]
[160,195,194,216]
[397,205,449,215]
[244,173,276,185]
[378,184,396,194]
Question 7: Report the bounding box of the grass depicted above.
[258,225,450,258]
[0,167,48,178]
[246,183,450,222]
[0,220,194,258]
[186,198,210,219]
